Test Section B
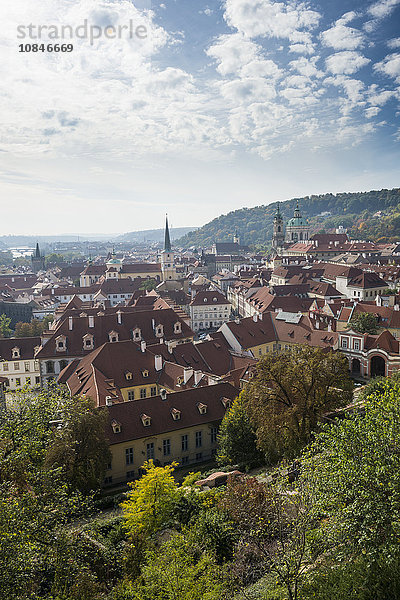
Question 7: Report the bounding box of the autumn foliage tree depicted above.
[242,345,352,461]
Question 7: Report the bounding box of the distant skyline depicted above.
[1,0,400,234]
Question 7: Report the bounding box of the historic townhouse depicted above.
[0,337,41,390]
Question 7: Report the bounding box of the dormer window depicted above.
[142,370,149,378]
[141,413,151,427]
[221,397,232,409]
[111,419,121,434]
[55,336,67,352]
[12,347,20,359]
[174,321,182,334]
[177,376,183,385]
[109,331,119,343]
[197,402,207,415]
[125,371,133,381]
[83,334,94,350]
[155,324,164,338]
[132,327,142,341]
[171,408,181,420]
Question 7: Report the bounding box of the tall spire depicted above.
[275,202,282,219]
[35,242,41,258]
[164,214,171,251]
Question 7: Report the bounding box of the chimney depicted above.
[155,354,163,371]
[327,323,332,332]
[141,340,147,352]
[183,367,193,384]
[253,313,257,322]
[88,315,94,328]
[160,389,167,400]
[117,310,122,325]
[68,316,73,331]
[167,341,174,354]
[194,370,202,385]
[395,304,399,312]
[152,318,155,329]
[258,312,263,321]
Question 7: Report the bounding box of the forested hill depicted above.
[177,188,400,250]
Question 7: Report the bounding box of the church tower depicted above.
[285,200,310,243]
[31,243,45,273]
[272,203,284,252]
[160,215,177,281]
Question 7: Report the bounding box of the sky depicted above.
[1,0,400,235]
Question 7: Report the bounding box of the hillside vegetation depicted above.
[177,188,400,250]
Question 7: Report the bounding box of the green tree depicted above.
[121,460,179,539]
[217,392,262,468]
[302,380,400,580]
[349,312,378,334]
[139,278,157,292]
[114,533,231,600]
[243,345,352,461]
[0,314,12,338]
[45,394,111,494]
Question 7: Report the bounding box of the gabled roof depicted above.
[0,336,41,361]
[190,290,231,306]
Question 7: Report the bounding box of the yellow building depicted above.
[104,382,238,485]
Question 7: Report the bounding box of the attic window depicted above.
[83,334,94,349]
[142,370,149,378]
[55,336,67,352]
[111,419,121,434]
[132,327,141,341]
[221,397,232,409]
[141,413,151,427]
[174,322,182,334]
[171,408,181,420]
[197,402,207,415]
[177,376,183,385]
[109,331,119,343]
[155,324,164,338]
[125,371,133,381]
[12,347,20,359]
[203,298,207,302]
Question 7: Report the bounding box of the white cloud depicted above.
[223,0,321,42]
[320,12,364,50]
[325,51,370,75]
[374,53,400,82]
[289,56,324,78]
[368,0,400,19]
[365,106,380,117]
[387,37,400,48]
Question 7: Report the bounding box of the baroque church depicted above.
[272,201,310,253]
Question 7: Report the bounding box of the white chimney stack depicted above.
[155,354,163,372]
[253,313,258,322]
[68,316,73,331]
[183,367,193,384]
[141,340,147,352]
[88,315,94,328]
[194,370,202,385]
[117,310,122,325]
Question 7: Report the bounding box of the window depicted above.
[150,386,157,397]
[3,363,8,371]
[196,452,202,461]
[341,338,348,349]
[104,476,113,485]
[24,362,30,372]
[25,377,31,385]
[35,376,40,384]
[181,434,188,452]
[146,442,154,460]
[128,390,135,401]
[126,470,135,480]
[140,388,147,399]
[15,378,21,387]
[125,447,134,465]
[163,439,171,456]
[181,456,189,465]
[14,362,20,371]
[195,430,202,448]
[211,427,218,444]
[46,361,55,374]
[354,340,360,351]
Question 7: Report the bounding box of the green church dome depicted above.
[287,216,307,227]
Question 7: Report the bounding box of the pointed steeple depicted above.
[275,202,282,220]
[294,199,301,218]
[35,242,41,258]
[164,215,171,251]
